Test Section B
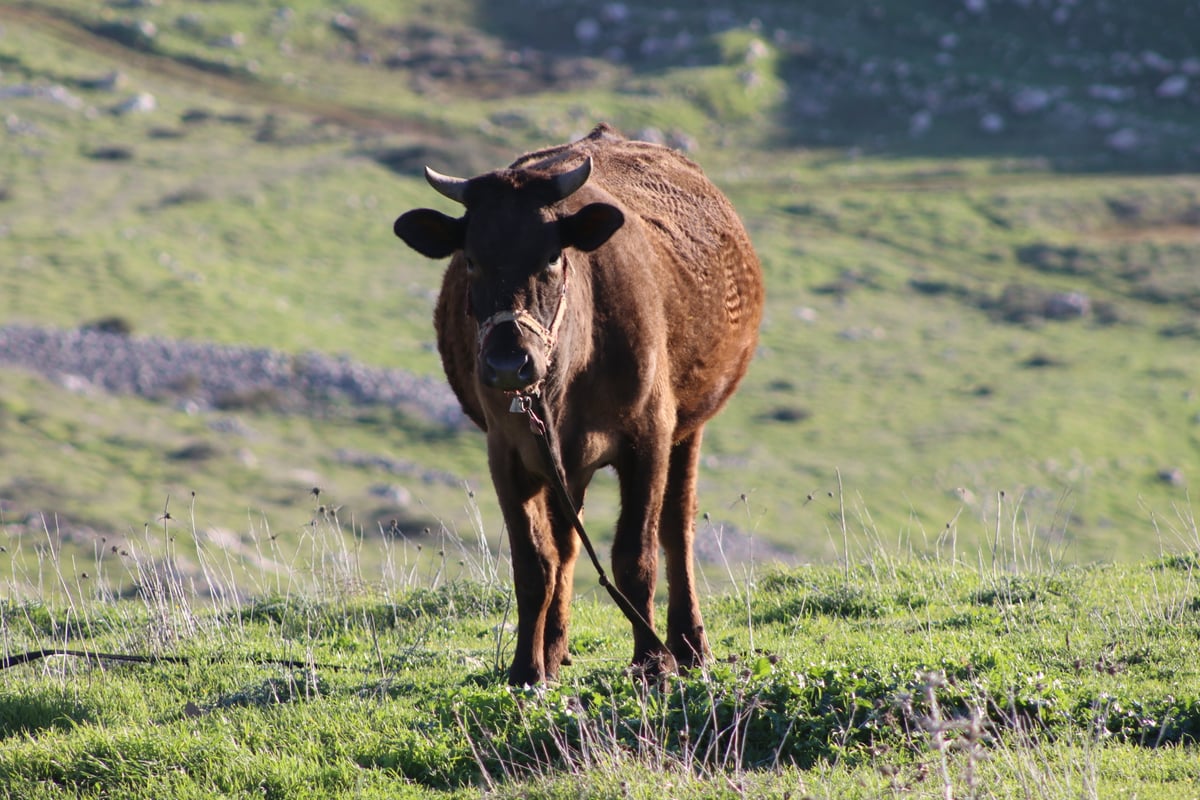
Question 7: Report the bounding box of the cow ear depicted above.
[393,209,465,259]
[560,203,624,252]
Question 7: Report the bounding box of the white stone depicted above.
[1011,87,1052,115]
[1088,84,1134,103]
[979,112,1005,133]
[909,109,933,136]
[793,306,818,323]
[601,3,629,23]
[212,32,246,49]
[574,17,600,44]
[1090,109,1118,129]
[1105,127,1139,152]
[744,38,770,63]
[112,92,156,115]
[1156,74,1189,98]
[1141,50,1174,72]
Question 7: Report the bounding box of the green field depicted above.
[2,526,1200,797]
[3,1,1200,795]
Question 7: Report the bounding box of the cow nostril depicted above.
[483,351,534,390]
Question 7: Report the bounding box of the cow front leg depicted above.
[491,452,559,685]
[659,430,710,669]
[543,470,589,672]
[612,436,673,675]
[507,517,558,685]
[542,517,580,673]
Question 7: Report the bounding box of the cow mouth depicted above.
[479,337,542,391]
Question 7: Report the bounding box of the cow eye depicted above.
[545,252,563,272]
[463,256,478,276]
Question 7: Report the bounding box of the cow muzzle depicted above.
[476,276,569,396]
[481,346,539,391]
[477,311,552,392]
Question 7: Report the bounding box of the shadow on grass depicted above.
[0,694,94,738]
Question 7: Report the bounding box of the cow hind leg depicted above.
[659,430,710,669]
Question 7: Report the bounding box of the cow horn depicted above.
[424,166,468,205]
[553,157,593,201]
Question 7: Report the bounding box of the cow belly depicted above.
[672,335,756,438]
[564,428,621,476]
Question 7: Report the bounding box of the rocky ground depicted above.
[0,324,466,428]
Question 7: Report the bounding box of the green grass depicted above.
[2,521,1199,798]
[3,2,1200,580]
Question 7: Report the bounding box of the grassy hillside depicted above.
[2,0,1200,601]
[2,531,1199,798]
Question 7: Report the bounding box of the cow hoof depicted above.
[669,627,710,670]
[507,664,545,687]
[628,650,676,683]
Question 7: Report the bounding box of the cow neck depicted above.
[474,264,570,401]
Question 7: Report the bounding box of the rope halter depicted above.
[474,267,569,403]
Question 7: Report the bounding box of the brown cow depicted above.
[393,124,764,685]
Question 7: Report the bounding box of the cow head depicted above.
[394,157,625,394]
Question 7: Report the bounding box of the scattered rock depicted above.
[1042,292,1091,320]
[987,283,1094,325]
[574,18,601,45]
[1156,74,1189,99]
[89,19,158,50]
[838,326,886,341]
[665,129,699,152]
[369,484,413,505]
[1141,51,1174,73]
[381,22,608,99]
[635,127,665,145]
[0,325,468,430]
[601,3,629,24]
[0,84,86,110]
[111,92,157,115]
[1105,127,1139,153]
[1088,84,1135,103]
[1090,109,1119,130]
[744,38,770,64]
[334,449,463,486]
[211,32,246,49]
[1157,467,1185,487]
[979,112,1005,134]
[76,71,128,92]
[910,109,933,136]
[330,13,359,43]
[1011,87,1053,115]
